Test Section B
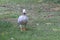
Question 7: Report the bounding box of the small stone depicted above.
[36,23,39,26]
[17,4,20,6]
[45,23,51,25]
[11,37,14,40]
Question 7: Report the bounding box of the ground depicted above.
[0,0,60,40]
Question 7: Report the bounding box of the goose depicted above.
[18,9,28,31]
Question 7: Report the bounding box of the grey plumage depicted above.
[18,14,28,25]
[17,9,28,31]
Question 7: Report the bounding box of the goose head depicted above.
[22,9,26,15]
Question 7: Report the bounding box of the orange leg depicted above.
[19,25,27,31]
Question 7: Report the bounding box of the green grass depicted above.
[0,0,60,40]
[0,12,60,40]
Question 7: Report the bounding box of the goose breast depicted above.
[18,15,28,25]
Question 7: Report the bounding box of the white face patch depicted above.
[23,9,26,13]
